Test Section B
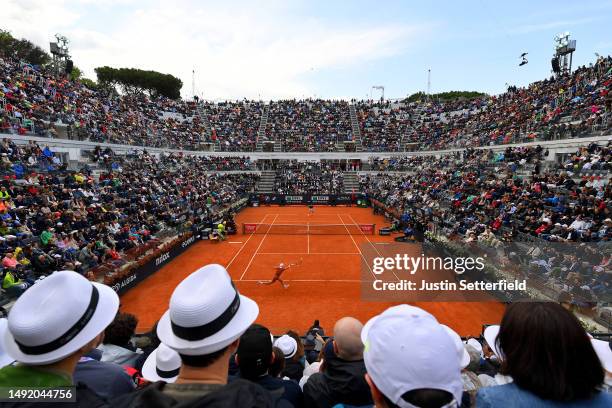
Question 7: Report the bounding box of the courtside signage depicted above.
[112,234,198,295]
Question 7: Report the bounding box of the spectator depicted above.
[0,271,119,407]
[1,267,30,296]
[274,334,303,381]
[99,313,142,368]
[303,317,372,408]
[74,340,136,400]
[112,264,273,407]
[141,343,181,383]
[361,305,464,408]
[236,324,303,407]
[269,346,287,379]
[476,302,612,407]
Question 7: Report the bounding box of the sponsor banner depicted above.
[243,223,257,233]
[359,224,374,234]
[112,234,198,295]
[250,193,362,205]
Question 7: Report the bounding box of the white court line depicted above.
[307,223,310,254]
[337,214,377,280]
[241,279,367,283]
[229,242,243,244]
[258,252,360,255]
[348,214,400,282]
[240,213,279,280]
[225,213,271,269]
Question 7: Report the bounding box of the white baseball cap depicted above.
[483,325,503,359]
[442,325,470,369]
[591,338,612,373]
[2,271,119,365]
[142,343,182,383]
[157,264,258,355]
[465,338,483,358]
[274,334,297,359]
[361,305,463,406]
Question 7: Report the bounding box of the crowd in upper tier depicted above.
[265,99,353,152]
[2,55,611,152]
[272,161,345,194]
[0,58,206,149]
[357,55,611,151]
[206,100,264,151]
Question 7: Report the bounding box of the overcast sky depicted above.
[4,0,612,100]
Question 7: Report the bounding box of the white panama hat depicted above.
[0,319,15,368]
[274,335,297,359]
[157,264,258,355]
[2,271,119,365]
[141,343,182,383]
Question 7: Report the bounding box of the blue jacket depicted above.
[477,383,612,408]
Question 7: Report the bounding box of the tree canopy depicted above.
[0,29,51,65]
[94,66,183,99]
[405,91,487,103]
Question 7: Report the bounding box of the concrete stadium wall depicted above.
[3,132,610,162]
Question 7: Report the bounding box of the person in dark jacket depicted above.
[274,333,304,381]
[303,317,373,408]
[113,378,278,408]
[0,271,120,408]
[74,344,135,400]
[111,264,277,408]
[236,324,303,408]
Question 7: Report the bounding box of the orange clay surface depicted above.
[120,206,505,336]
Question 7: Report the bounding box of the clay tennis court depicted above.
[120,206,505,336]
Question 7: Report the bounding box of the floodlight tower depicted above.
[551,32,576,76]
[49,34,70,77]
[427,69,431,100]
[371,86,385,100]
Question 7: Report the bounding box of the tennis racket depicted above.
[288,257,303,268]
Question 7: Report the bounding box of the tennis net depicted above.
[242,223,375,235]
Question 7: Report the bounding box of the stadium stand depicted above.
[265,99,354,152]
[205,100,264,152]
[2,55,611,152]
[0,36,611,408]
[271,161,345,194]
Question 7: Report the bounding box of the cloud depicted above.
[508,16,602,35]
[3,0,426,100]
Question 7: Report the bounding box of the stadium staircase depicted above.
[257,171,276,193]
[400,127,418,152]
[343,172,360,193]
[196,103,212,141]
[349,104,364,152]
[255,106,269,152]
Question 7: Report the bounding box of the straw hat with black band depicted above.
[2,271,119,365]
